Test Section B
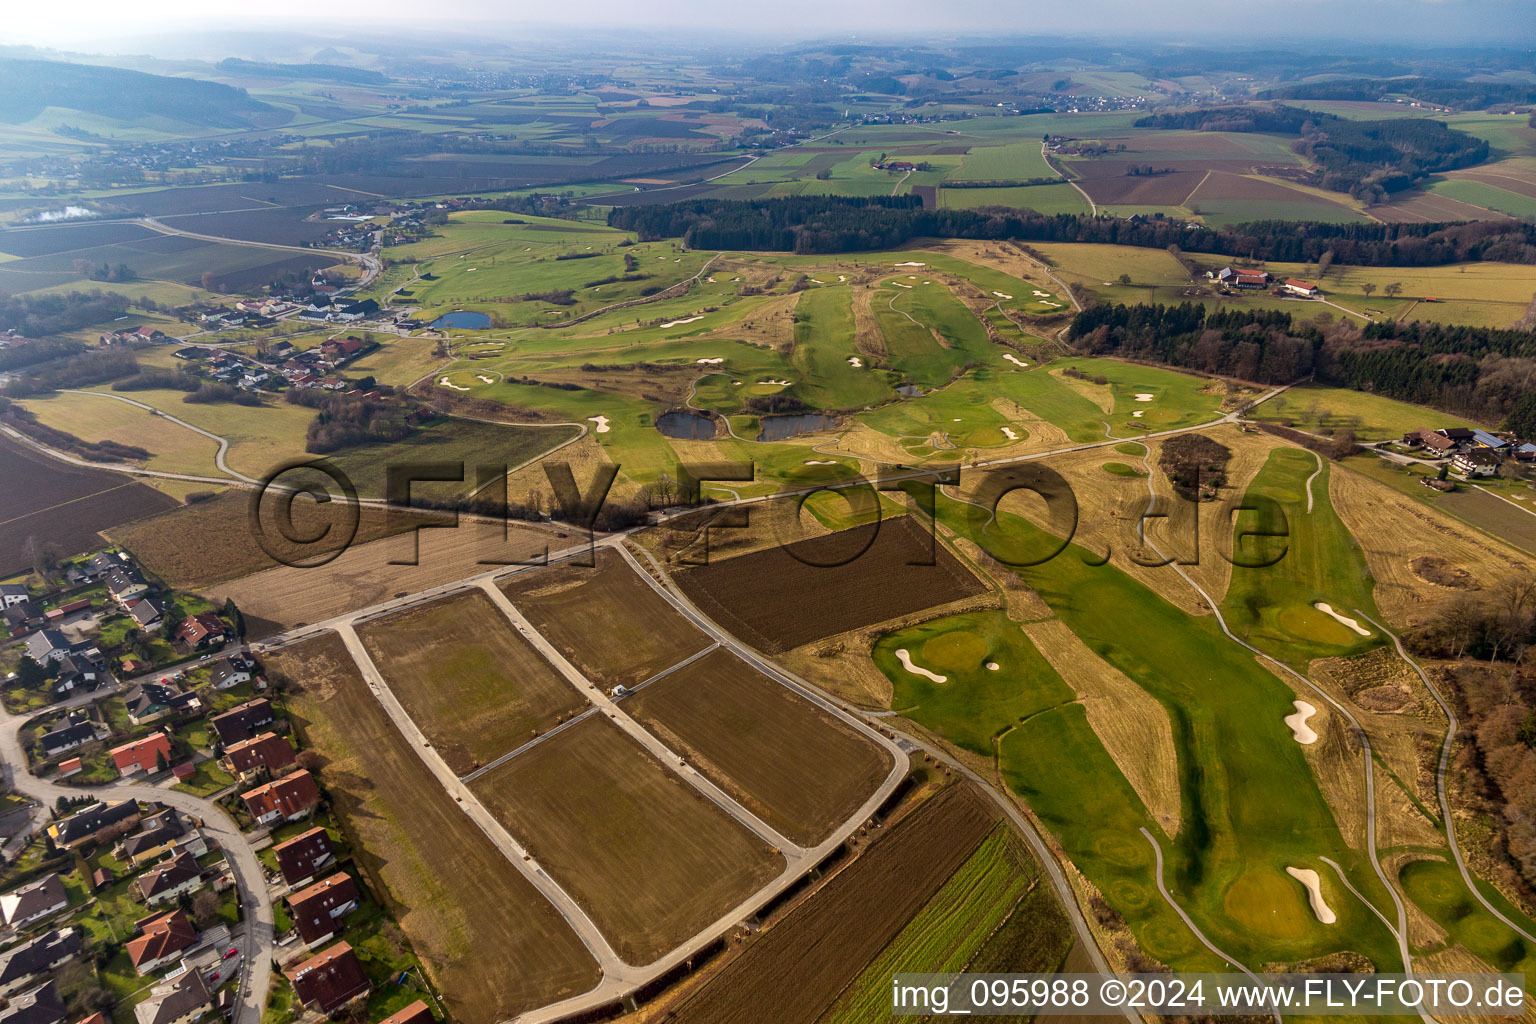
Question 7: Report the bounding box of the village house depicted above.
[39,716,98,760]
[0,876,67,930]
[104,568,150,606]
[211,699,275,746]
[126,910,198,975]
[48,801,141,849]
[173,613,228,650]
[287,942,370,1014]
[1282,279,1320,298]
[137,852,203,906]
[223,733,296,780]
[242,770,321,827]
[0,585,29,609]
[378,1000,435,1024]
[0,981,66,1024]
[208,654,257,690]
[272,827,334,888]
[122,684,199,726]
[111,733,173,776]
[1453,449,1502,478]
[288,873,359,947]
[133,966,211,1024]
[127,597,166,632]
[119,809,205,867]
[0,929,81,996]
[23,630,71,665]
[50,652,105,700]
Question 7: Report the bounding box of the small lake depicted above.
[656,410,718,440]
[757,413,838,442]
[432,311,491,330]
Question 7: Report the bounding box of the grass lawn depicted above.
[1252,384,1492,440]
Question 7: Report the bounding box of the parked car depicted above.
[223,948,238,959]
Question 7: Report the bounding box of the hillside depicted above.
[0,58,281,128]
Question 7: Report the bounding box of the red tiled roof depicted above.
[378,1000,434,1024]
[225,733,296,775]
[287,941,370,1013]
[242,769,321,821]
[126,910,197,970]
[111,733,171,774]
[273,828,333,886]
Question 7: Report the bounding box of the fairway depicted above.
[356,589,590,775]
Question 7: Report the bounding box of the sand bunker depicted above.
[1132,410,1144,418]
[992,291,1013,299]
[475,374,495,384]
[587,415,611,434]
[847,356,863,367]
[838,275,847,282]
[893,261,925,267]
[706,276,716,283]
[695,357,723,365]
[986,661,1000,671]
[805,459,837,465]
[1134,393,1154,402]
[1001,427,1019,441]
[437,377,469,392]
[1003,353,1029,368]
[661,315,704,328]
[1285,867,1337,924]
[1032,289,1050,297]
[1313,603,1371,637]
[1041,300,1062,307]
[758,379,792,386]
[1284,700,1318,744]
[891,282,912,289]
[895,649,946,683]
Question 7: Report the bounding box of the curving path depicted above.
[59,389,257,483]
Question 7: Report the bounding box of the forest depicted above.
[608,195,1536,265]
[1067,302,1536,429]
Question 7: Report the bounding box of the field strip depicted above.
[617,641,723,698]
[1182,169,1213,207]
[475,579,807,855]
[1358,611,1536,946]
[460,706,602,784]
[0,479,143,527]
[330,620,627,974]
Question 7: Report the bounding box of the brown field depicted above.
[1373,191,1509,223]
[1,433,178,575]
[203,517,558,636]
[469,714,784,965]
[659,784,999,1024]
[107,488,437,589]
[624,648,892,845]
[1436,487,1536,556]
[355,589,588,775]
[271,633,601,1022]
[1188,171,1319,202]
[1328,464,1536,629]
[673,516,986,654]
[499,548,710,687]
[1078,170,1204,206]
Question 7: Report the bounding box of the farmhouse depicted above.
[48,801,141,849]
[137,852,203,906]
[0,929,81,996]
[133,966,211,1024]
[272,827,334,887]
[1471,429,1510,451]
[0,875,67,929]
[23,630,71,664]
[242,769,321,826]
[287,873,359,947]
[211,699,275,746]
[174,613,228,649]
[287,942,370,1014]
[126,910,198,974]
[1283,279,1320,297]
[1518,443,1536,462]
[1,982,65,1024]
[1219,268,1270,289]
[222,732,296,779]
[111,733,172,776]
[1453,449,1502,477]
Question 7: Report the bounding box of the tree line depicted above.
[1067,302,1536,431]
[606,195,1536,265]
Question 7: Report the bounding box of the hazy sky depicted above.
[6,0,1536,51]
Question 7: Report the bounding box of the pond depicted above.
[432,310,492,330]
[655,410,719,440]
[757,413,838,442]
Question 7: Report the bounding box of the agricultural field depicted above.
[18,390,223,477]
[624,647,892,845]
[1252,384,1490,440]
[498,548,710,687]
[659,784,1006,1024]
[356,589,590,776]
[271,633,602,1023]
[468,713,784,965]
[0,432,178,575]
[673,516,987,654]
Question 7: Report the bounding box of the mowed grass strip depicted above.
[469,714,784,965]
[356,589,589,775]
[662,784,1000,1024]
[499,547,710,688]
[273,633,601,1022]
[624,648,893,846]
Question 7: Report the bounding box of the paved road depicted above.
[60,390,257,484]
[0,703,274,1024]
[140,217,382,290]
